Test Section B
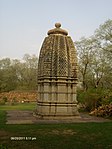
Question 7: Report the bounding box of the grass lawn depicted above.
[0,104,112,149]
[0,110,7,124]
[0,102,36,111]
[0,123,112,149]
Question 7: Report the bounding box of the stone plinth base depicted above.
[34,114,80,120]
[36,101,80,120]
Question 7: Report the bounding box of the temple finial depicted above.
[55,23,61,28]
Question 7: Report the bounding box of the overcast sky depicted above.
[0,0,112,59]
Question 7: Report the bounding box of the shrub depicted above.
[77,89,102,112]
[0,91,37,103]
[0,99,6,105]
[2,96,8,102]
[90,104,112,118]
[0,96,8,105]
[101,91,112,105]
[77,88,112,112]
[10,97,17,105]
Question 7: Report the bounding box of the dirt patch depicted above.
[62,129,77,135]
[6,110,36,124]
[0,130,9,137]
[0,130,13,143]
[46,129,77,135]
[6,110,112,124]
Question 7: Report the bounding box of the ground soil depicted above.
[6,110,111,124]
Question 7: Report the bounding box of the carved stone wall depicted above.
[38,35,78,78]
[37,23,79,119]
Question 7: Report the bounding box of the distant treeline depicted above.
[0,54,38,92]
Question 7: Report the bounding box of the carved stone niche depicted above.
[36,23,80,119]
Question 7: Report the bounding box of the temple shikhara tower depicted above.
[36,23,79,119]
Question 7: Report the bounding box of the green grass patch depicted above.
[0,103,112,149]
[0,102,36,111]
[0,111,7,124]
[0,123,112,149]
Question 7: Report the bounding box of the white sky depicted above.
[0,0,112,59]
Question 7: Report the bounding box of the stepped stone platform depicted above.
[6,110,111,124]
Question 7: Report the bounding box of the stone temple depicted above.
[36,23,79,119]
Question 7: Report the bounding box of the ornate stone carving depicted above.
[36,23,79,119]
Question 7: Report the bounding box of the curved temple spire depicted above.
[36,23,79,119]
